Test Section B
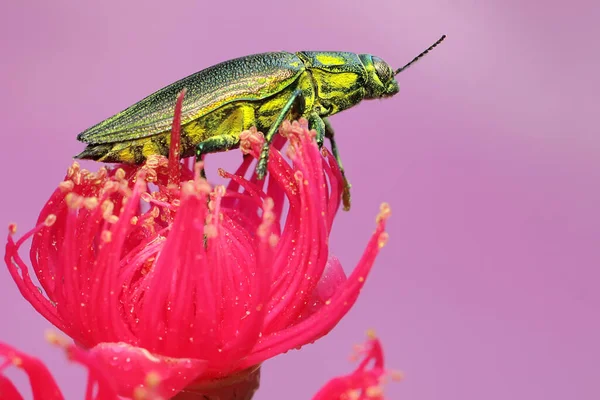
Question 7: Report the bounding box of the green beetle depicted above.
[75,36,445,210]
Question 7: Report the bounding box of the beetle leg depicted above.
[307,113,325,148]
[256,89,304,180]
[195,134,241,179]
[324,118,352,211]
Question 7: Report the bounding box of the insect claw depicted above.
[342,186,352,211]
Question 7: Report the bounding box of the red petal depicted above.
[312,256,348,302]
[0,375,25,400]
[168,88,186,186]
[244,204,390,366]
[300,256,348,320]
[311,338,392,400]
[0,342,64,400]
[87,342,208,398]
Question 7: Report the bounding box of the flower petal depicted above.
[300,255,348,320]
[313,256,348,303]
[311,336,399,400]
[0,375,25,400]
[87,342,208,398]
[0,342,63,400]
[244,203,391,367]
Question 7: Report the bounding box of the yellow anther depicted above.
[58,180,75,192]
[376,202,391,224]
[377,232,389,249]
[365,385,383,397]
[83,197,99,210]
[44,214,57,227]
[101,230,112,243]
[115,168,126,180]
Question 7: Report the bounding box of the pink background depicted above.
[1,1,598,399]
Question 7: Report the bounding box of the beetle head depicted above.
[362,35,446,100]
[360,55,400,99]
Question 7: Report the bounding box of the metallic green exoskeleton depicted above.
[76,36,446,210]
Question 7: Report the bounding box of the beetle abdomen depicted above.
[75,133,173,164]
[75,102,259,163]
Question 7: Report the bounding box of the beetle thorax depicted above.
[296,52,369,117]
[306,68,367,116]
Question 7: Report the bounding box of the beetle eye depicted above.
[372,57,393,84]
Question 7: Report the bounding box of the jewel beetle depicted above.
[75,35,446,210]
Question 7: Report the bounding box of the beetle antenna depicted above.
[395,35,446,75]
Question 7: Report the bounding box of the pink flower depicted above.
[5,91,391,398]
[311,334,401,400]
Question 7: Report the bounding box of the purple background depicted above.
[1,1,598,399]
